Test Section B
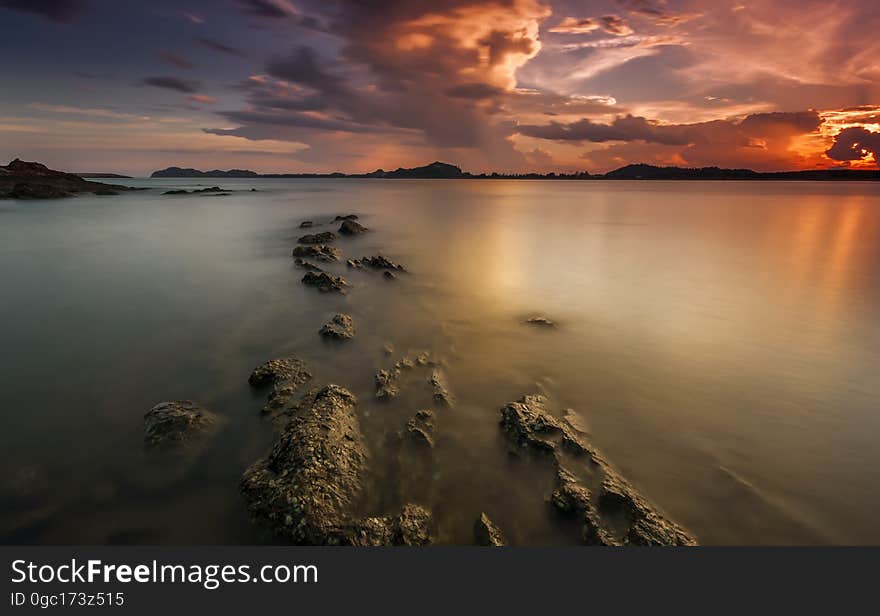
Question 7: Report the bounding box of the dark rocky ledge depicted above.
[1,159,131,200]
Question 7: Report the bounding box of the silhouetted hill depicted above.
[148,161,879,181]
[151,167,259,178]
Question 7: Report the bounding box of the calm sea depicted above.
[1,178,879,544]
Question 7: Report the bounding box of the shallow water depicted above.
[1,178,879,545]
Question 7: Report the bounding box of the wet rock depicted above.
[345,504,434,546]
[429,369,454,406]
[293,257,323,272]
[292,244,340,262]
[240,385,368,544]
[248,357,311,390]
[394,357,415,370]
[416,352,433,366]
[393,504,434,545]
[162,189,189,195]
[383,343,395,356]
[298,231,337,244]
[525,316,557,328]
[401,410,436,448]
[302,271,347,293]
[499,395,697,546]
[339,219,368,236]
[474,513,507,546]
[194,186,226,193]
[375,368,400,399]
[143,401,217,448]
[383,270,397,280]
[320,313,355,340]
[358,255,407,272]
[346,259,363,269]
[334,214,358,221]
[299,221,314,228]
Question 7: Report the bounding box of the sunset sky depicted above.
[1,0,878,174]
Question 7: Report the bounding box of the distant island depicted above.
[152,160,879,181]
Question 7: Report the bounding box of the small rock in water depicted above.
[359,255,406,271]
[320,313,355,340]
[401,410,436,448]
[334,214,358,221]
[299,220,314,228]
[292,244,340,262]
[143,401,217,448]
[302,271,347,293]
[375,369,401,399]
[474,513,507,546]
[346,259,363,269]
[383,343,395,356]
[298,231,337,244]
[525,316,557,328]
[293,257,323,272]
[248,357,312,390]
[383,270,397,280]
[339,219,368,236]
[429,369,454,406]
[162,189,188,195]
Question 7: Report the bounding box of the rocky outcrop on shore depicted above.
[500,394,697,546]
[0,159,129,200]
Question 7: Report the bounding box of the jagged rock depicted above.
[344,504,434,546]
[293,257,323,272]
[525,316,557,328]
[401,410,436,448]
[339,219,368,236]
[240,386,368,544]
[302,271,347,293]
[248,357,311,390]
[474,513,506,546]
[357,255,406,271]
[319,313,355,340]
[499,395,697,546]
[334,214,358,221]
[298,231,337,244]
[346,259,363,269]
[394,357,415,370]
[299,221,314,228]
[393,504,433,545]
[292,244,340,262]
[143,401,217,448]
[429,369,454,406]
[383,270,397,280]
[375,368,400,399]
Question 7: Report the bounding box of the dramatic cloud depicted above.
[236,0,297,19]
[158,51,194,70]
[826,127,880,166]
[142,76,201,94]
[550,14,633,36]
[197,37,246,57]
[0,0,85,22]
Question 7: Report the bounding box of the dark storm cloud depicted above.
[197,37,246,57]
[142,76,201,93]
[446,83,507,100]
[265,46,347,95]
[826,127,880,165]
[158,51,194,70]
[0,0,86,22]
[236,0,296,19]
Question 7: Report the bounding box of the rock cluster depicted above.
[500,394,697,546]
[0,159,129,200]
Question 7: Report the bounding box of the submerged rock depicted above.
[292,244,340,262]
[499,395,697,546]
[298,231,337,244]
[339,219,368,236]
[302,271,347,293]
[375,368,400,399]
[401,410,436,448]
[525,316,557,328]
[319,313,355,340]
[429,369,454,406]
[162,189,188,195]
[383,270,397,280]
[474,513,507,547]
[299,220,314,228]
[293,257,323,272]
[356,255,407,272]
[143,401,217,448]
[334,214,358,221]
[240,386,368,544]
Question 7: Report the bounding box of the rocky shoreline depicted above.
[139,208,698,546]
[0,159,132,199]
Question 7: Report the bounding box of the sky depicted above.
[0,0,878,175]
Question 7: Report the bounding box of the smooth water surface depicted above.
[2,178,879,545]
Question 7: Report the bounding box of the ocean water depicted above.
[1,178,879,545]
